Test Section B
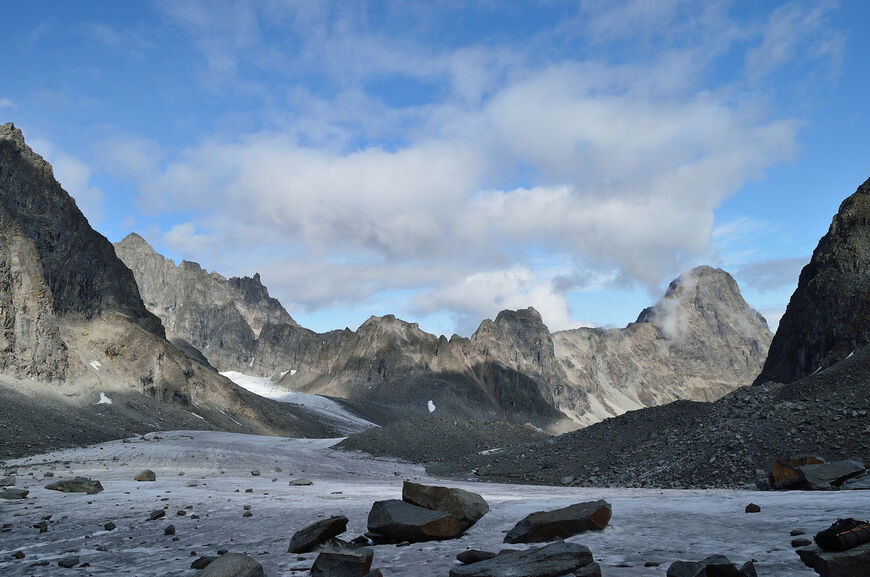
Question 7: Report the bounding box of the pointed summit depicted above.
[755,176,870,384]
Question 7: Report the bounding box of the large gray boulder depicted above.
[448,541,595,577]
[667,555,756,577]
[288,516,348,553]
[0,475,15,486]
[504,500,611,544]
[192,553,264,577]
[367,499,462,543]
[0,488,28,499]
[797,460,866,490]
[310,541,373,577]
[402,481,489,530]
[798,541,870,577]
[45,477,103,495]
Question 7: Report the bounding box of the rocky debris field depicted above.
[333,417,549,464]
[0,430,865,576]
[427,345,870,489]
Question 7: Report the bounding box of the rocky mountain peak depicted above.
[636,265,769,341]
[115,234,299,374]
[0,123,162,334]
[755,176,870,385]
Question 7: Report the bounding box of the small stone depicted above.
[150,509,166,521]
[165,524,176,536]
[251,470,260,476]
[104,522,116,531]
[456,550,497,564]
[745,503,761,513]
[12,551,25,559]
[191,555,217,569]
[290,478,313,486]
[134,469,156,482]
[791,538,812,547]
[243,511,253,517]
[34,521,48,533]
[790,529,806,536]
[57,556,79,568]
[644,561,660,567]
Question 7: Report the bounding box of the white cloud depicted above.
[97,1,837,334]
[0,98,13,110]
[746,1,841,80]
[414,266,589,334]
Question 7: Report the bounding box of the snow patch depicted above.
[95,392,112,405]
[189,412,204,420]
[89,360,102,370]
[427,400,436,413]
[220,371,373,433]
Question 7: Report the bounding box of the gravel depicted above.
[425,345,870,489]
[333,417,549,463]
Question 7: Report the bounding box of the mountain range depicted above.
[116,233,772,429]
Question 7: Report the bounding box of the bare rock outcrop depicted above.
[755,177,870,385]
[0,122,343,451]
[554,266,772,424]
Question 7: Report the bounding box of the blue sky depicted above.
[2,1,868,336]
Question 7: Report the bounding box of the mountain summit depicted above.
[0,123,341,456]
[755,177,870,384]
[552,265,772,424]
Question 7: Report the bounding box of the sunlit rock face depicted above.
[553,266,772,424]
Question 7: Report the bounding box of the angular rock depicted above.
[57,556,80,568]
[290,478,313,486]
[797,460,866,490]
[745,503,760,513]
[45,477,103,495]
[192,553,264,577]
[792,538,812,547]
[0,488,28,499]
[288,516,349,553]
[666,555,755,577]
[164,524,176,536]
[134,469,156,482]
[842,472,870,490]
[191,556,218,569]
[504,499,611,544]
[448,541,594,577]
[311,541,373,577]
[797,541,870,577]
[576,564,602,577]
[150,509,166,520]
[759,456,826,490]
[367,499,462,543]
[456,550,498,564]
[402,480,489,531]
[104,522,116,531]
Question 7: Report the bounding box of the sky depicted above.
[2,1,869,337]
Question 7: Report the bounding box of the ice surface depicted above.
[428,400,436,413]
[221,371,374,432]
[0,430,862,576]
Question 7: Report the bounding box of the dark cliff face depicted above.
[0,123,163,336]
[755,177,870,385]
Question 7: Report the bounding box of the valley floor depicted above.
[0,431,862,576]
